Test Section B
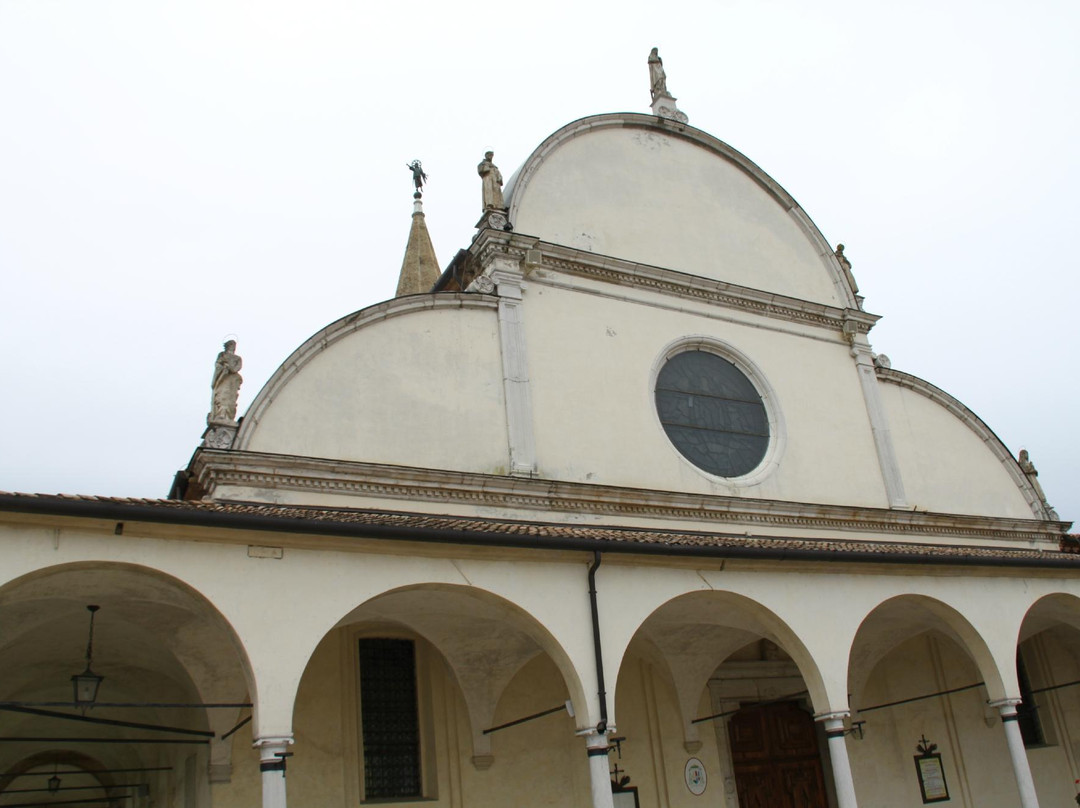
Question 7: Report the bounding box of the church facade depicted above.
[1,63,1077,808]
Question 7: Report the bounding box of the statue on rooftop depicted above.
[648,48,668,101]
[835,243,860,296]
[1018,449,1059,520]
[478,151,505,211]
[406,160,428,196]
[208,340,243,425]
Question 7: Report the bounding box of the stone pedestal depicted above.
[475,209,511,233]
[202,423,238,449]
[651,93,688,123]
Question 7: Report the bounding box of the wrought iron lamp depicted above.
[47,763,61,794]
[71,605,104,708]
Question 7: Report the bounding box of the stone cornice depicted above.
[468,230,879,336]
[192,449,1068,544]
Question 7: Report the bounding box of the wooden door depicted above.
[728,701,829,808]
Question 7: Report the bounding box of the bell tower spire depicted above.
[395,160,441,297]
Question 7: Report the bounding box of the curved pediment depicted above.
[505,114,855,307]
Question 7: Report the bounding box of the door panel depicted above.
[728,701,828,808]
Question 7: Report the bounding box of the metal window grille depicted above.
[358,638,422,799]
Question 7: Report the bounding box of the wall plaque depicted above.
[913,736,949,803]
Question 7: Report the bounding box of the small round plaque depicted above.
[684,757,707,796]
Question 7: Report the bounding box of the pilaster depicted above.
[489,257,537,476]
[846,327,907,508]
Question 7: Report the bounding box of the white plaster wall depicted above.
[244,306,508,474]
[521,282,889,506]
[879,381,1033,518]
[511,125,844,306]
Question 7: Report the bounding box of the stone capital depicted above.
[253,735,293,760]
[989,697,1022,715]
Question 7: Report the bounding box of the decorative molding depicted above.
[469,229,878,336]
[191,450,1067,544]
[876,368,1054,521]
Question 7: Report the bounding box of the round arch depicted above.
[612,589,832,750]
[290,582,590,757]
[0,561,257,793]
[847,593,1007,708]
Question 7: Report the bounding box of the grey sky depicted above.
[1,0,1076,523]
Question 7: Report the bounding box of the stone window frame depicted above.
[650,336,786,487]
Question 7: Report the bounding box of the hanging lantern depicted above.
[71,605,104,708]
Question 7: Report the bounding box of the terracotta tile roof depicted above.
[1,492,1078,568]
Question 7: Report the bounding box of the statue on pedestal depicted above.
[208,340,243,425]
[478,151,505,211]
[1018,449,1059,520]
[406,160,428,196]
[648,47,668,101]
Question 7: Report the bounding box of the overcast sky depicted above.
[1,0,1076,524]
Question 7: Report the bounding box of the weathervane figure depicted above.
[406,160,428,197]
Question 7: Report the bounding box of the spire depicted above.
[395,194,441,297]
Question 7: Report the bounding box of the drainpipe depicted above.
[585,551,614,808]
[588,551,608,734]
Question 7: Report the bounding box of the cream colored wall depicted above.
[243,305,509,474]
[614,654,727,808]
[7,520,1080,807]
[879,381,1034,518]
[462,654,588,807]
[850,632,1079,807]
[511,124,845,306]
[521,280,890,506]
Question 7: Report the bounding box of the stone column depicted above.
[583,731,615,808]
[816,712,858,808]
[254,735,292,808]
[991,700,1040,808]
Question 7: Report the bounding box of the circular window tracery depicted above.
[655,349,769,478]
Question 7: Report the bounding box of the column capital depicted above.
[814,710,851,724]
[253,735,293,760]
[989,698,1022,716]
[576,728,612,750]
